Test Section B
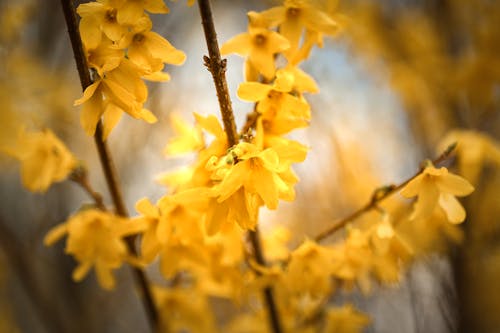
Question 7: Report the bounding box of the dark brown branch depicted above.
[314,143,457,242]
[59,0,158,330]
[197,0,238,147]
[196,1,283,332]
[248,226,284,333]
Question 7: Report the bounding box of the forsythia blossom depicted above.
[401,165,474,224]
[2,128,77,192]
[75,0,185,138]
[44,209,146,290]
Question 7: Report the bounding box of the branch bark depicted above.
[59,0,158,330]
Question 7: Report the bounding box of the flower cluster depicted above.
[39,1,480,332]
[75,0,186,139]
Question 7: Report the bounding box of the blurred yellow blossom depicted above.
[1,128,77,193]
[401,165,474,224]
[44,209,147,290]
[323,305,371,333]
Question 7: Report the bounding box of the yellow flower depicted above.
[285,240,334,297]
[221,26,290,80]
[77,1,127,49]
[85,36,124,76]
[3,128,77,193]
[74,59,157,138]
[212,142,292,210]
[116,0,169,25]
[163,113,204,155]
[134,189,209,269]
[205,187,261,233]
[238,71,311,135]
[118,15,186,74]
[250,0,339,53]
[44,209,147,290]
[401,165,474,224]
[330,229,373,293]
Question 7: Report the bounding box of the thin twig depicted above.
[314,143,457,242]
[70,165,106,210]
[59,0,158,330]
[196,1,283,332]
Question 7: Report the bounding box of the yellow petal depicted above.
[74,81,101,106]
[249,7,286,28]
[135,197,158,217]
[303,7,339,36]
[220,33,252,56]
[400,174,423,198]
[436,173,474,196]
[439,193,466,224]
[248,47,276,80]
[142,70,171,82]
[116,1,143,25]
[139,109,158,124]
[80,90,104,136]
[410,180,439,221]
[280,16,303,50]
[44,223,68,246]
[102,103,123,140]
[95,260,116,290]
[205,199,229,235]
[194,113,225,138]
[237,82,273,102]
[79,17,101,49]
[102,21,125,42]
[21,149,55,192]
[145,32,186,65]
[72,261,92,282]
[144,0,169,13]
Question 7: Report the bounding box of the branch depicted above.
[70,165,106,210]
[196,1,283,332]
[59,0,158,330]
[197,0,238,147]
[314,143,457,242]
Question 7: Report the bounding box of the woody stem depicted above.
[197,1,283,332]
[314,143,457,242]
[60,0,158,331]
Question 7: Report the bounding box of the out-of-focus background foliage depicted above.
[0,0,498,332]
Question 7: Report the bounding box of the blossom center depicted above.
[105,9,117,23]
[253,33,267,46]
[286,7,301,18]
[133,33,145,44]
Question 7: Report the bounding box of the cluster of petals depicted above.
[75,0,186,138]
[44,209,147,289]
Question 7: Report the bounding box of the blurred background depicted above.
[0,0,498,332]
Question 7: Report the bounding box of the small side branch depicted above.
[59,0,158,330]
[70,165,106,210]
[314,143,457,242]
